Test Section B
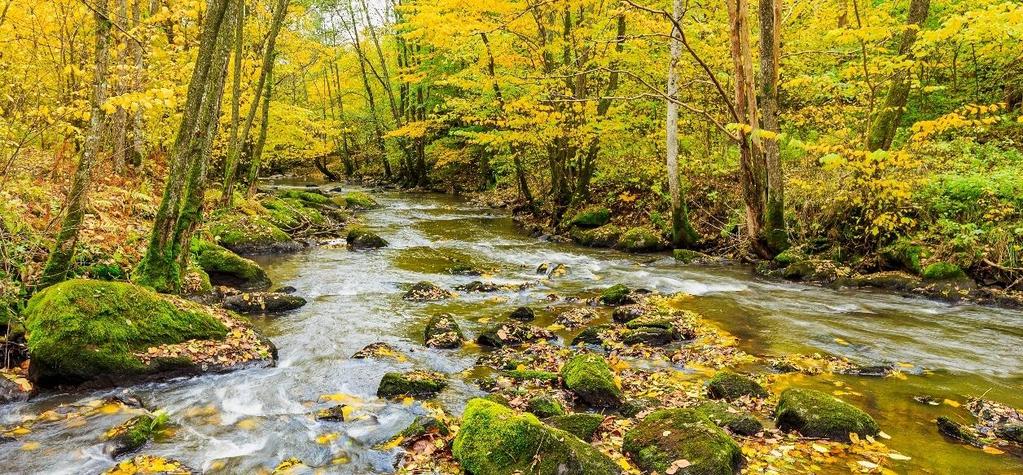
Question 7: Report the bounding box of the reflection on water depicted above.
[1,187,1021,473]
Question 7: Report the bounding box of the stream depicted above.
[2,187,1022,474]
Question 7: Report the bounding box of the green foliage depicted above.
[569,206,611,228]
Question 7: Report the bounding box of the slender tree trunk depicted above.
[222,0,289,207]
[726,0,769,257]
[111,0,128,172]
[221,0,245,204]
[666,0,699,248]
[480,32,534,208]
[759,0,787,253]
[347,4,391,179]
[38,0,113,289]
[575,14,626,203]
[129,0,146,167]
[246,67,273,198]
[866,0,930,151]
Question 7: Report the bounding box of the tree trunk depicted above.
[726,0,769,257]
[221,0,245,204]
[347,2,392,180]
[129,0,146,167]
[759,0,787,253]
[480,32,534,209]
[245,66,273,198]
[866,0,930,151]
[38,0,113,289]
[666,0,699,248]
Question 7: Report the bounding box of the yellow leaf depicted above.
[982,446,1005,455]
[943,399,961,408]
[316,432,339,444]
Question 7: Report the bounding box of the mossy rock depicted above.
[848,271,922,292]
[775,388,879,441]
[222,292,306,314]
[936,416,981,446]
[526,395,565,418]
[544,413,604,442]
[921,262,966,280]
[622,408,743,475]
[376,371,447,399]
[452,398,620,475]
[599,284,633,305]
[277,189,331,206]
[351,342,404,360]
[571,224,622,248]
[673,249,712,264]
[880,239,923,274]
[403,281,454,301]
[694,401,763,436]
[561,353,623,408]
[706,371,768,401]
[103,412,168,458]
[773,247,807,266]
[622,326,679,346]
[569,206,611,228]
[477,322,554,348]
[25,280,229,387]
[782,259,839,284]
[192,240,271,291]
[995,423,1023,443]
[571,324,612,346]
[616,227,667,252]
[612,304,651,323]
[340,191,379,209]
[424,313,464,349]
[206,213,299,255]
[400,415,451,439]
[346,227,388,250]
[508,306,535,321]
[262,197,325,231]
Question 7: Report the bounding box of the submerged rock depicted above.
[622,408,743,474]
[351,342,404,360]
[526,395,565,418]
[25,280,273,388]
[424,313,464,349]
[192,240,271,291]
[376,371,447,399]
[561,353,623,408]
[508,306,535,321]
[452,398,620,475]
[775,388,879,441]
[477,322,554,347]
[393,246,492,275]
[206,213,301,255]
[102,412,167,459]
[706,371,768,401]
[694,401,764,436]
[544,413,604,442]
[555,307,600,329]
[222,292,306,314]
[571,324,612,346]
[453,280,499,293]
[315,404,349,422]
[936,416,982,446]
[346,227,388,250]
[402,281,454,301]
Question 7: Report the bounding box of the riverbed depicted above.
[1,188,1021,474]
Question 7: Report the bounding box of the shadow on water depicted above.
[0,187,1021,473]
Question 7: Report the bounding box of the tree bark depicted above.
[346,1,392,179]
[866,0,930,151]
[221,0,245,204]
[759,0,787,253]
[245,65,273,198]
[38,0,113,289]
[666,0,699,248]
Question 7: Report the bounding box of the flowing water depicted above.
[2,188,1022,474]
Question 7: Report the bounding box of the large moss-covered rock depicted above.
[921,262,966,280]
[376,371,447,399]
[526,395,565,418]
[192,240,270,290]
[622,408,743,475]
[261,197,325,232]
[600,284,633,305]
[222,292,306,314]
[694,401,763,436]
[571,224,622,248]
[706,371,768,401]
[561,354,622,408]
[616,227,667,252]
[340,191,379,209]
[775,388,879,441]
[25,280,229,387]
[346,227,388,250]
[206,213,300,255]
[569,206,611,228]
[543,413,604,442]
[424,313,464,349]
[452,398,620,475]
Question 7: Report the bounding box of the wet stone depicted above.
[476,322,555,348]
[315,404,348,422]
[222,292,306,314]
[351,342,404,360]
[555,307,600,329]
[612,303,652,323]
[402,281,454,301]
[454,280,499,293]
[622,326,679,346]
[424,313,465,349]
[508,306,535,321]
[377,371,448,399]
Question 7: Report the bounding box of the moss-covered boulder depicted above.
[103,412,168,458]
[569,206,611,228]
[782,259,840,284]
[192,240,271,291]
[277,189,331,206]
[526,395,565,418]
[376,371,447,399]
[346,227,388,250]
[622,408,743,475]
[775,388,880,441]
[599,284,633,305]
[452,398,620,475]
[561,354,623,408]
[340,191,379,209]
[477,322,555,347]
[25,280,233,387]
[616,227,667,252]
[706,371,768,401]
[571,324,612,346]
[847,271,922,292]
[508,306,535,322]
[261,197,325,232]
[571,224,622,248]
[673,249,713,264]
[694,401,763,436]
[544,413,604,442]
[424,313,464,349]
[206,213,300,255]
[622,326,679,346]
[222,292,306,314]
[921,262,966,280]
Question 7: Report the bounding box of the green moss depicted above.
[191,240,271,291]
[617,227,666,252]
[104,412,169,457]
[706,370,768,401]
[599,284,631,305]
[346,226,388,249]
[881,239,923,274]
[452,398,619,475]
[277,189,331,205]
[262,198,325,231]
[526,396,565,418]
[921,262,966,280]
[773,247,807,266]
[694,401,763,436]
[543,413,604,441]
[571,224,622,248]
[569,206,611,228]
[342,191,378,209]
[392,246,493,275]
[622,408,742,475]
[673,249,710,264]
[561,353,623,408]
[775,388,879,441]
[205,213,293,254]
[25,280,228,386]
[502,369,559,382]
[376,371,447,399]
